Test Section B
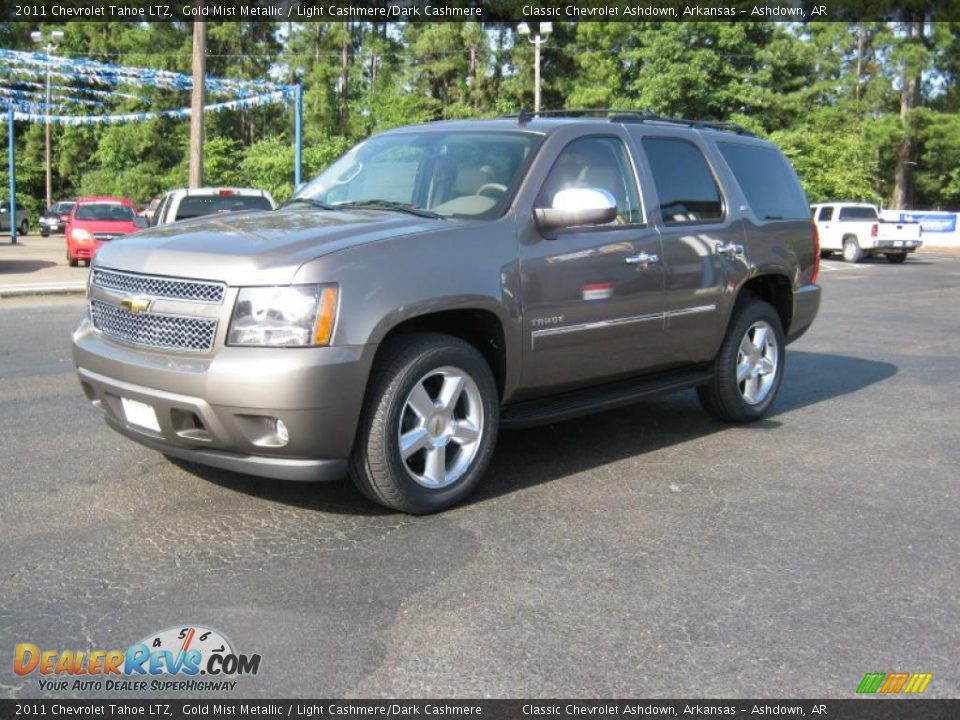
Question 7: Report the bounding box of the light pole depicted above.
[517,22,552,114]
[31,29,64,211]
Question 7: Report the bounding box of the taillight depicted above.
[871,223,878,238]
[810,221,820,285]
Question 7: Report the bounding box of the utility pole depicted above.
[517,22,552,113]
[31,30,63,210]
[189,17,206,189]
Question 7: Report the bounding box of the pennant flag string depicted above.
[8,89,294,125]
[0,49,288,96]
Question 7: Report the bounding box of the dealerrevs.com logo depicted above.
[14,625,261,693]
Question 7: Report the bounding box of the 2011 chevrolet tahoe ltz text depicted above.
[72,111,821,513]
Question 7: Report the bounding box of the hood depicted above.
[93,205,448,285]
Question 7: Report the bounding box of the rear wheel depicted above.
[349,333,499,514]
[886,253,908,264]
[842,237,863,263]
[698,299,785,423]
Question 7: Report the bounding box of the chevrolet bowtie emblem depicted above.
[121,296,152,314]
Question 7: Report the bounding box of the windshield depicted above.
[75,203,135,221]
[292,131,542,219]
[175,195,273,221]
[51,202,74,214]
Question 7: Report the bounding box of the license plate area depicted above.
[121,397,161,432]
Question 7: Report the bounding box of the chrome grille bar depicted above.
[90,300,217,352]
[92,268,226,304]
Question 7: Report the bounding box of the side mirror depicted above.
[534,188,617,236]
[133,216,148,229]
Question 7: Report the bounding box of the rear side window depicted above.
[174,195,273,221]
[837,206,878,221]
[717,142,809,221]
[641,138,723,223]
[817,206,834,221]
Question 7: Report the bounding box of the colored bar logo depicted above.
[857,672,932,694]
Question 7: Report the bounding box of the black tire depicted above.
[82,259,90,267]
[842,237,863,263]
[697,299,786,423]
[18,220,28,236]
[40,228,49,237]
[349,333,499,514]
[67,251,78,268]
[886,253,908,264]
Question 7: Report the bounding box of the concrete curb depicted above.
[0,283,86,298]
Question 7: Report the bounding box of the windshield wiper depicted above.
[282,197,338,210]
[335,199,443,219]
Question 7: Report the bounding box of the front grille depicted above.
[92,268,226,304]
[90,300,217,352]
[93,233,119,241]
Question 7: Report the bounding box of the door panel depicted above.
[657,223,747,365]
[520,226,665,393]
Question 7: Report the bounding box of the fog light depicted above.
[274,419,289,445]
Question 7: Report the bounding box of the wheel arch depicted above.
[371,307,511,401]
[735,273,793,337]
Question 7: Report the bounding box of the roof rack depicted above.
[509,108,755,137]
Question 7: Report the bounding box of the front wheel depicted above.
[349,333,499,513]
[886,253,908,264]
[698,299,785,423]
[18,220,28,236]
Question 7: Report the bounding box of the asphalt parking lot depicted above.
[1,253,958,699]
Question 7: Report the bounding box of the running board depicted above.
[500,365,713,429]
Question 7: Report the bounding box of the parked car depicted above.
[39,199,76,236]
[73,111,821,513]
[0,200,30,235]
[151,188,276,226]
[811,202,922,263]
[66,197,145,267]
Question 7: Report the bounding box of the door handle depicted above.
[716,242,744,257]
[625,252,659,267]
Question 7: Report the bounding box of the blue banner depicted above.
[899,212,958,233]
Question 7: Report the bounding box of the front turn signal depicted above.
[313,286,339,346]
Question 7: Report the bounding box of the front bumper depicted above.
[786,283,821,344]
[73,317,374,482]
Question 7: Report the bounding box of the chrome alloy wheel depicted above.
[398,366,484,489]
[736,320,779,405]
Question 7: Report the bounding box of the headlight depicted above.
[72,228,93,243]
[227,285,338,347]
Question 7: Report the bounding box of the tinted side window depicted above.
[641,138,723,223]
[717,142,809,221]
[537,136,643,224]
[838,206,878,221]
[817,206,834,221]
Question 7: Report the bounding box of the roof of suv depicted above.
[386,110,766,143]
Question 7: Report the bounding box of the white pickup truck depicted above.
[811,202,922,263]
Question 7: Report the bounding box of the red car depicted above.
[66,197,143,267]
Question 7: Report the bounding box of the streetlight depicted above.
[31,29,64,212]
[517,22,552,114]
